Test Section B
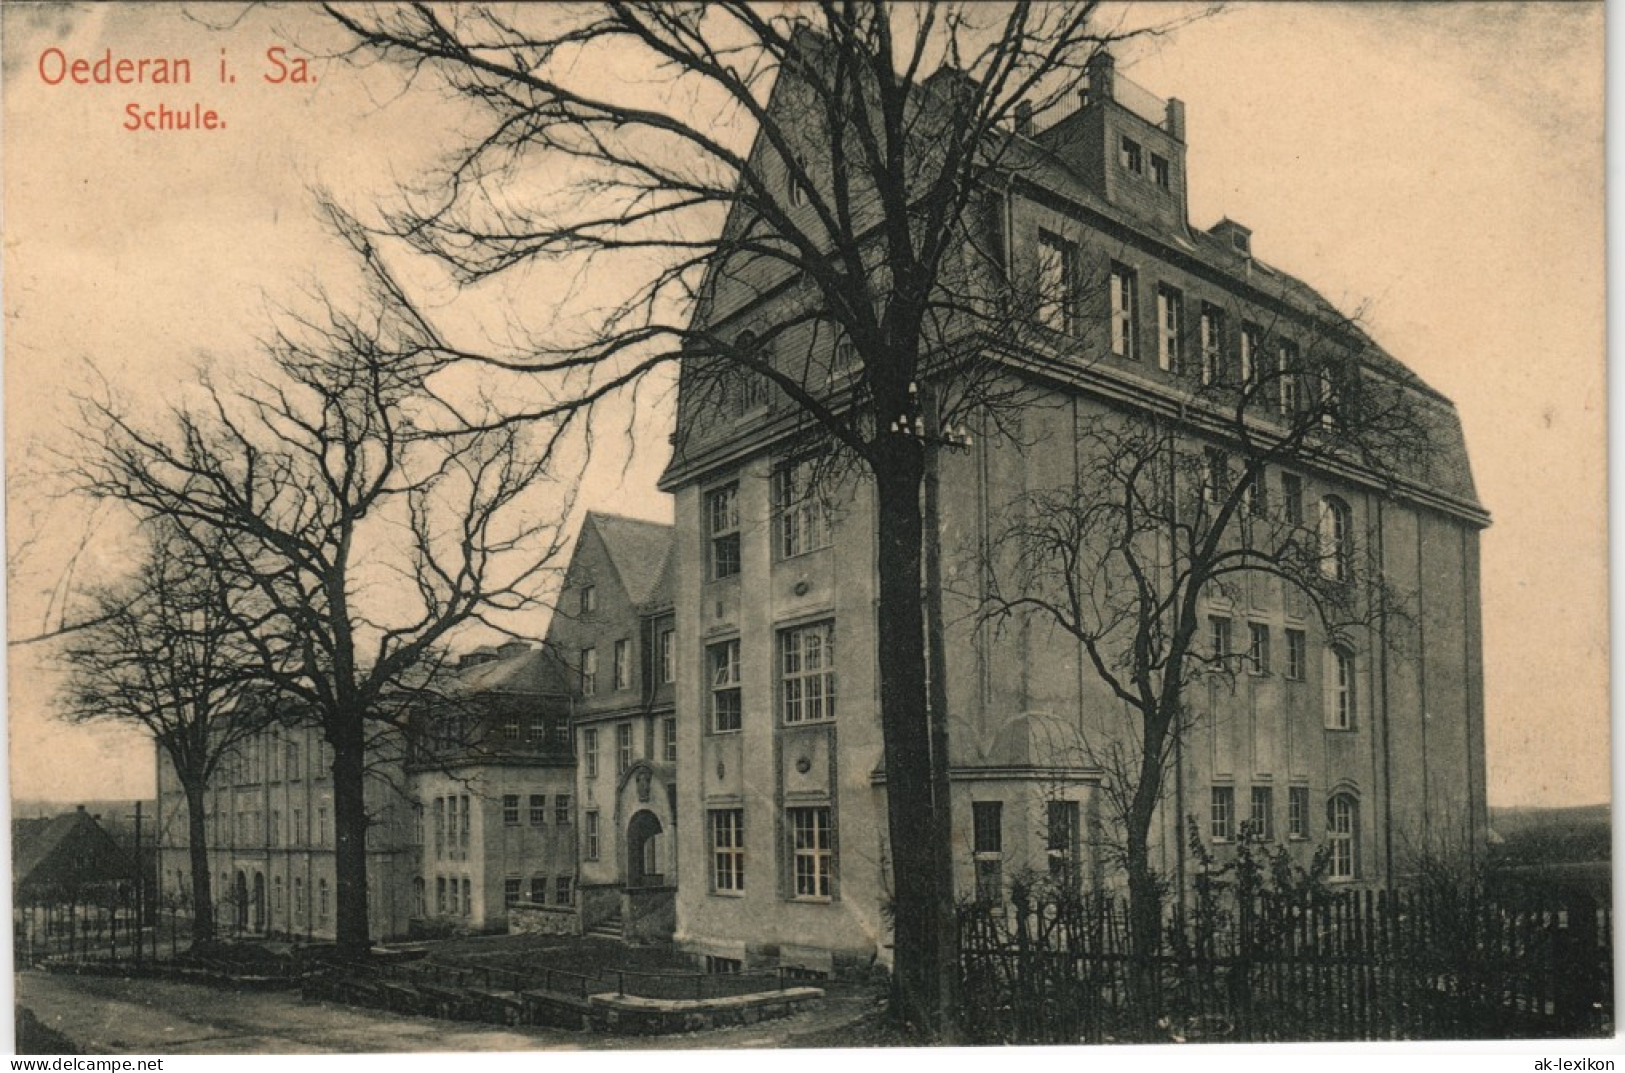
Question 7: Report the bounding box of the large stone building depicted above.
[657,49,1488,972]
[548,512,678,942]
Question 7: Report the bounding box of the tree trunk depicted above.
[920,405,962,1042]
[330,719,372,955]
[184,785,215,944]
[873,448,953,1035]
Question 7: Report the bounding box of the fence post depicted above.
[1556,893,1601,1035]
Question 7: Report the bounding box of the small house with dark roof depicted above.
[14,805,134,907]
[544,511,677,941]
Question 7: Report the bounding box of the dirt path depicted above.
[16,971,879,1054]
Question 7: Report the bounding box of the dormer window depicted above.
[1119,136,1143,175]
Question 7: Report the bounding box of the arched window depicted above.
[1318,496,1352,581]
[1327,794,1359,880]
[1324,647,1355,730]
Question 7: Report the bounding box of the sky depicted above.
[1,3,1607,809]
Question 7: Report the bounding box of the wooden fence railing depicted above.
[959,888,1612,1043]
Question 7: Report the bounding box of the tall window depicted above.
[1110,264,1138,360]
[613,638,631,691]
[459,795,471,856]
[973,801,1004,904]
[579,585,597,614]
[781,621,836,724]
[617,722,634,774]
[1319,497,1353,582]
[1210,786,1236,841]
[1247,623,1271,676]
[584,810,600,860]
[1119,135,1143,174]
[1285,628,1307,680]
[1200,304,1225,385]
[711,809,744,893]
[707,484,741,579]
[1151,153,1170,189]
[774,459,831,558]
[663,716,678,764]
[1282,473,1305,527]
[462,878,472,916]
[504,877,521,908]
[1249,786,1274,841]
[710,639,742,732]
[580,647,598,697]
[1326,647,1355,730]
[530,876,547,904]
[789,807,834,900]
[1288,786,1310,839]
[1239,323,1262,384]
[583,728,599,778]
[659,627,676,684]
[529,794,546,826]
[1046,800,1079,883]
[554,794,571,825]
[1328,794,1358,880]
[1208,615,1232,663]
[1202,447,1230,506]
[555,875,573,906]
[1278,341,1302,417]
[1036,231,1080,334]
[1156,285,1183,372]
[318,879,329,925]
[503,795,520,826]
[734,333,769,414]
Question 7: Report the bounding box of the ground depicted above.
[15,970,885,1054]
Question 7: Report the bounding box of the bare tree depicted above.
[55,523,272,944]
[984,308,1434,964]
[315,1,1203,1030]
[75,218,572,953]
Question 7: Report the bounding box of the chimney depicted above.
[1015,100,1033,137]
[1165,98,1186,142]
[1085,49,1116,106]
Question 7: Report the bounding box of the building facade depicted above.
[152,718,419,941]
[658,49,1488,971]
[547,512,678,942]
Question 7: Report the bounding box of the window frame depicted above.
[1109,263,1139,360]
[663,716,678,764]
[502,794,520,827]
[1288,786,1310,840]
[1247,622,1272,676]
[659,627,676,685]
[554,793,571,826]
[1249,785,1275,841]
[1328,794,1358,881]
[1319,496,1354,583]
[709,639,742,733]
[580,647,598,697]
[788,806,835,901]
[774,458,832,559]
[1199,304,1226,385]
[584,809,601,860]
[1210,785,1236,842]
[706,483,742,581]
[710,808,745,894]
[1326,647,1356,730]
[1285,628,1307,681]
[1119,135,1143,174]
[1036,230,1081,335]
[616,721,634,775]
[1151,152,1170,189]
[583,727,599,779]
[579,585,597,614]
[529,794,546,827]
[1156,284,1183,372]
[1208,614,1233,665]
[781,620,837,725]
[613,638,632,691]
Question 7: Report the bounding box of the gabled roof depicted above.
[13,807,131,892]
[449,646,566,696]
[585,512,675,612]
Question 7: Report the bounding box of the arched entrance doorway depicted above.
[626,810,664,888]
[233,871,249,933]
[252,872,266,933]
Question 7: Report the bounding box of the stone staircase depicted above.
[587,914,623,941]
